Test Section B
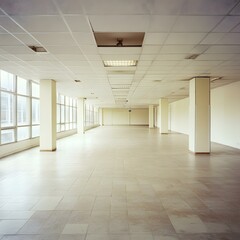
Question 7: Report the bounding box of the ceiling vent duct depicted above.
[185,54,200,60]
[28,45,47,53]
[94,32,145,47]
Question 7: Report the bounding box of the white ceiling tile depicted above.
[56,0,84,14]
[55,54,86,61]
[0,45,33,54]
[181,0,239,15]
[32,33,76,46]
[206,45,240,54]
[142,46,161,54]
[137,61,152,66]
[151,0,185,14]
[98,47,141,55]
[139,55,156,60]
[230,2,240,15]
[61,60,91,66]
[160,45,194,54]
[0,34,23,45]
[89,15,150,32]
[165,33,207,44]
[213,16,240,32]
[197,53,235,61]
[73,33,96,45]
[136,66,148,71]
[85,55,102,61]
[64,16,92,32]
[80,0,152,14]
[46,46,82,54]
[173,16,223,32]
[13,16,68,32]
[217,33,240,44]
[190,45,210,54]
[80,45,98,54]
[13,33,39,45]
[13,54,56,61]
[0,26,7,34]
[143,33,168,45]
[152,61,179,66]
[0,0,58,15]
[200,33,225,44]
[232,24,240,32]
[0,16,25,33]
[149,16,177,32]
[156,54,186,60]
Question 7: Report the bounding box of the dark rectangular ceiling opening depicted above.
[94,32,145,47]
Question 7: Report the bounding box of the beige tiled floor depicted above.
[0,126,240,240]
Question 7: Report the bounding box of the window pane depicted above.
[65,123,69,131]
[66,96,70,106]
[17,126,29,141]
[61,124,65,131]
[57,104,60,123]
[32,125,40,138]
[57,124,60,133]
[73,108,77,123]
[1,92,15,127]
[60,95,64,104]
[17,77,29,95]
[70,107,73,122]
[61,105,65,123]
[17,96,30,125]
[66,106,70,123]
[73,99,77,107]
[1,129,15,144]
[32,82,39,98]
[32,99,40,124]
[69,98,73,106]
[0,70,15,92]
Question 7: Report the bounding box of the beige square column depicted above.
[149,105,154,128]
[158,99,168,134]
[40,79,56,151]
[189,77,210,153]
[77,98,85,134]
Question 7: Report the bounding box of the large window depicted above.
[84,104,98,127]
[57,93,77,133]
[0,70,40,145]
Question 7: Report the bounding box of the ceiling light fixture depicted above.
[28,45,47,53]
[103,60,137,67]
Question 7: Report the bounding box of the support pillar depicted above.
[158,99,168,134]
[189,77,210,153]
[40,79,56,151]
[77,98,85,134]
[149,105,154,128]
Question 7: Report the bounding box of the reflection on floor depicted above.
[0,126,240,240]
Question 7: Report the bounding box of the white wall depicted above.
[211,81,240,149]
[169,81,240,149]
[170,97,189,135]
[103,108,149,126]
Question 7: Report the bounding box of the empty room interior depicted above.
[0,0,240,239]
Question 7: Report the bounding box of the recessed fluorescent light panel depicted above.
[103,60,137,67]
